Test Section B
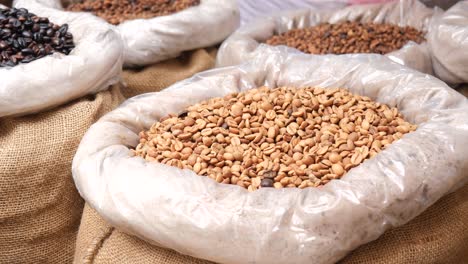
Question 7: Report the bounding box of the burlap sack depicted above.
[0,46,216,263]
[70,48,216,264]
[121,48,216,99]
[74,183,467,264]
[0,86,123,264]
[0,0,11,6]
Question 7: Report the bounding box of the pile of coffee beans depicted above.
[66,0,201,25]
[266,22,425,55]
[133,86,417,191]
[0,7,75,67]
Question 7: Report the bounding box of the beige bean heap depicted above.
[133,86,416,191]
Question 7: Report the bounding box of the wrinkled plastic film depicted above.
[217,0,438,76]
[237,0,346,25]
[0,1,123,117]
[428,1,468,85]
[20,0,240,67]
[73,47,468,264]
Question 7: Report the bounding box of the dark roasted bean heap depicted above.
[266,22,425,55]
[66,0,200,25]
[0,7,75,67]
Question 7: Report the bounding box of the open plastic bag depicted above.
[217,0,439,76]
[1,2,122,117]
[18,0,240,67]
[428,1,468,85]
[73,45,468,264]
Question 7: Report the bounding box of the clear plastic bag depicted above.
[1,2,122,117]
[238,0,347,25]
[19,0,240,67]
[428,1,468,85]
[218,0,439,76]
[73,46,468,264]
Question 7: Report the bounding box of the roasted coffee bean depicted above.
[66,0,200,25]
[266,22,425,55]
[0,7,75,67]
[260,179,274,188]
[21,48,33,55]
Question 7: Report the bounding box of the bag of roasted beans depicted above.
[217,0,438,75]
[72,46,468,264]
[428,1,468,85]
[19,0,239,67]
[1,3,122,117]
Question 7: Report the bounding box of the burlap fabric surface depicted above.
[0,86,123,264]
[121,48,217,98]
[0,0,11,7]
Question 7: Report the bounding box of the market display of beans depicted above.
[266,22,426,55]
[65,0,201,25]
[133,86,417,191]
[2,0,468,262]
[0,8,74,67]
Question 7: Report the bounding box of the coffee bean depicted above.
[17,37,26,48]
[134,86,417,190]
[0,7,75,67]
[266,22,425,55]
[66,0,200,25]
[260,178,274,188]
[21,48,33,55]
[58,24,68,35]
[263,170,277,179]
[21,31,32,38]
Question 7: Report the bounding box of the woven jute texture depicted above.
[0,0,11,7]
[121,48,217,99]
[74,184,467,264]
[0,86,123,264]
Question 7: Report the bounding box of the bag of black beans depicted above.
[217,0,440,76]
[72,46,468,264]
[18,0,239,67]
[1,3,122,117]
[428,1,468,85]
